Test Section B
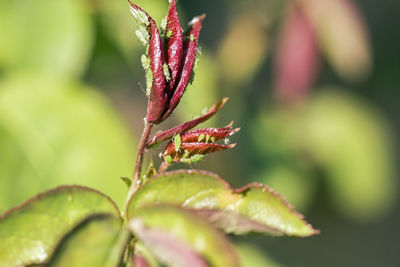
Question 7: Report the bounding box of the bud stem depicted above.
[125,118,153,208]
[158,161,170,173]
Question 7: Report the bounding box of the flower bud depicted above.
[162,125,239,164]
[165,0,183,96]
[162,14,206,121]
[180,124,239,143]
[129,1,205,124]
[146,98,229,148]
[129,1,169,123]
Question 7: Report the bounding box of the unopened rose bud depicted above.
[146,98,229,148]
[180,124,239,143]
[129,1,205,124]
[129,2,168,123]
[162,125,239,164]
[161,14,206,121]
[165,0,183,96]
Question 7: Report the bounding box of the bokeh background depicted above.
[0,0,399,266]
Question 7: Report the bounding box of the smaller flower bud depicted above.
[180,124,240,144]
[162,125,239,164]
[163,142,236,164]
[146,98,229,148]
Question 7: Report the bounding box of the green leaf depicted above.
[253,89,396,221]
[0,186,120,266]
[0,73,135,211]
[127,170,318,237]
[46,214,128,267]
[0,0,93,77]
[129,205,239,267]
[299,0,372,81]
[304,90,396,220]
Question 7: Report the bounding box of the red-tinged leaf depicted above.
[130,219,208,267]
[298,0,371,81]
[133,255,151,267]
[127,170,319,237]
[165,0,183,95]
[180,125,240,143]
[128,205,239,267]
[146,98,228,148]
[274,3,318,103]
[162,14,206,120]
[194,210,282,235]
[129,1,168,123]
[163,142,236,162]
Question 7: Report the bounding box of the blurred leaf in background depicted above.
[252,90,396,221]
[297,0,372,81]
[0,0,93,78]
[0,73,135,211]
[96,0,169,63]
[175,53,219,128]
[0,0,136,211]
[236,242,284,267]
[217,11,270,88]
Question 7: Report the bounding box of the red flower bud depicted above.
[180,124,239,143]
[129,1,168,123]
[162,125,239,164]
[162,15,206,121]
[146,98,229,148]
[163,143,236,164]
[129,1,205,124]
[165,0,183,96]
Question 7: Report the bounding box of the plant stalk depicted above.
[158,161,170,173]
[125,118,153,208]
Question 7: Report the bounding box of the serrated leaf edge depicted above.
[0,185,121,220]
[127,170,319,236]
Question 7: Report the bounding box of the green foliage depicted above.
[0,0,325,266]
[236,243,284,267]
[129,205,239,267]
[127,171,317,236]
[0,0,93,78]
[47,215,128,267]
[253,90,396,221]
[0,186,120,266]
[0,74,135,211]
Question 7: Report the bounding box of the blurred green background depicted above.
[0,0,399,266]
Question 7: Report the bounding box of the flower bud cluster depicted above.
[130,0,205,124]
[162,124,240,164]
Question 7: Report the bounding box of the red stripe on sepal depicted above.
[129,1,168,123]
[162,14,206,121]
[165,0,183,96]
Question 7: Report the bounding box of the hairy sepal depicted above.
[129,1,168,123]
